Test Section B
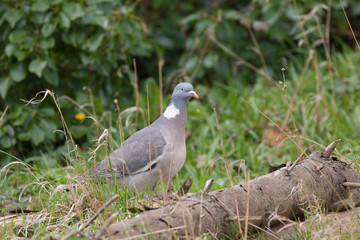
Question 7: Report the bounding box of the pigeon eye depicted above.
[180,88,184,91]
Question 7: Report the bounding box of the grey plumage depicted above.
[79,82,198,191]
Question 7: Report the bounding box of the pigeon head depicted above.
[163,82,198,119]
[170,83,198,107]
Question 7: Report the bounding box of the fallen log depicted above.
[269,206,360,239]
[105,141,360,239]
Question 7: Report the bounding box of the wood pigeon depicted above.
[79,83,198,191]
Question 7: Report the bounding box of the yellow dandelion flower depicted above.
[75,113,85,121]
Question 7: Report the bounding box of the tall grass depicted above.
[1,1,360,239]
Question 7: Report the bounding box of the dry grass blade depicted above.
[0,105,9,126]
[79,194,119,231]
[340,0,360,51]
[213,108,243,237]
[94,212,119,240]
[286,147,309,175]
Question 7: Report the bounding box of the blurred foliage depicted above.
[0,0,359,166]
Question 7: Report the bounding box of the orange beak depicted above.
[189,90,198,99]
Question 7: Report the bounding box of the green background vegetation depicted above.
[1,0,360,238]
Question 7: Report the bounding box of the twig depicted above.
[244,172,250,240]
[0,106,9,126]
[61,230,82,240]
[132,58,139,131]
[178,178,193,196]
[158,58,164,114]
[202,178,214,194]
[342,182,360,188]
[286,147,309,175]
[340,0,360,51]
[94,212,119,240]
[322,139,341,158]
[79,194,119,231]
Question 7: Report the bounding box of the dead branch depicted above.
[322,139,341,157]
[101,143,360,239]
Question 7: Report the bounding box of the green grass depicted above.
[2,43,360,239]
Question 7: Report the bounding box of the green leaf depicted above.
[4,9,22,28]
[18,132,30,141]
[14,49,31,61]
[13,111,29,126]
[63,3,85,21]
[83,11,109,29]
[29,12,45,25]
[29,59,47,78]
[5,44,15,57]
[43,67,59,86]
[0,136,16,148]
[9,30,27,43]
[31,0,51,12]
[10,62,27,82]
[86,0,114,4]
[39,38,55,49]
[59,12,70,29]
[69,125,88,138]
[7,107,22,119]
[29,123,46,146]
[41,23,56,37]
[0,77,12,99]
[39,119,57,140]
[85,33,104,52]
[203,53,219,68]
[38,107,55,117]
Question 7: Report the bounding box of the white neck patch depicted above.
[163,103,180,119]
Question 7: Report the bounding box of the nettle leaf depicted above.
[4,9,22,28]
[10,62,27,82]
[0,77,12,99]
[9,30,27,43]
[31,0,51,12]
[41,23,56,37]
[29,59,47,78]
[63,3,85,21]
[85,33,104,51]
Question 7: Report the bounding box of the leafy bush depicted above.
[0,0,155,164]
[0,0,359,165]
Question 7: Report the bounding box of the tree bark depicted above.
[105,144,360,239]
